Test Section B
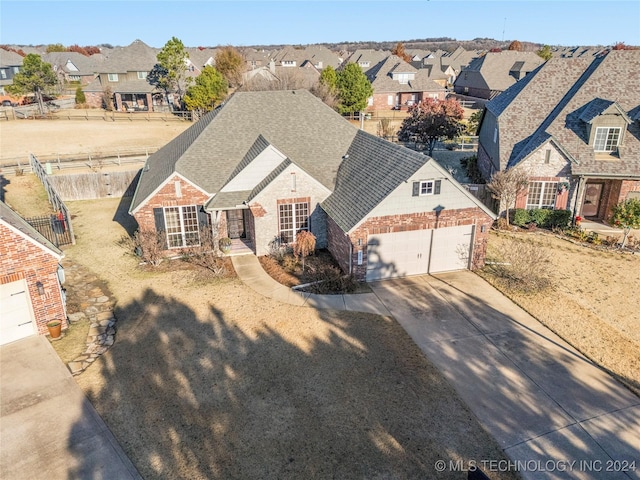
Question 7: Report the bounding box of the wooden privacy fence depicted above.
[47,170,141,201]
[464,184,496,211]
[29,154,75,245]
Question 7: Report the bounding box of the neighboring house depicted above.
[242,48,272,70]
[0,201,66,345]
[42,51,101,86]
[185,47,218,77]
[129,90,495,282]
[477,50,640,222]
[453,50,545,100]
[365,55,446,111]
[300,45,342,70]
[83,39,168,112]
[344,49,391,73]
[0,49,24,96]
[437,46,482,85]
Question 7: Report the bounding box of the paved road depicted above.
[0,335,141,480]
[370,272,640,480]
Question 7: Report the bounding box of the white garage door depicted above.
[429,225,474,273]
[366,229,431,281]
[366,225,474,281]
[0,280,37,345]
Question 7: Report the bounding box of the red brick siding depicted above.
[326,208,493,282]
[0,224,66,335]
[601,180,640,221]
[619,180,640,202]
[326,216,352,275]
[133,175,210,232]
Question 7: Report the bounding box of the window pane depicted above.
[295,202,309,231]
[182,205,200,246]
[420,181,433,195]
[526,182,542,209]
[594,127,621,152]
[541,182,558,208]
[279,204,293,243]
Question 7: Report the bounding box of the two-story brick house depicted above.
[477,49,640,222]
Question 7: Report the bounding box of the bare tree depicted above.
[486,167,530,226]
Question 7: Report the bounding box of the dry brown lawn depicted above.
[2,144,518,479]
[58,197,518,479]
[481,230,640,396]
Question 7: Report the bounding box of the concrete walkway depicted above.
[0,335,142,480]
[370,273,640,480]
[231,255,390,316]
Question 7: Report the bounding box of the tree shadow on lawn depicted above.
[68,287,519,480]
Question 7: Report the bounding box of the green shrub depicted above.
[529,208,552,226]
[548,209,572,228]
[512,208,531,227]
[75,86,86,104]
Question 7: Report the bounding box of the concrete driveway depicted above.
[370,272,640,480]
[0,335,141,480]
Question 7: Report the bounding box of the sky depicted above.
[1,1,639,48]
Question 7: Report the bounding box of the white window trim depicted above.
[278,201,309,243]
[163,205,200,249]
[526,181,558,210]
[108,73,119,82]
[593,126,621,152]
[419,180,434,196]
[137,71,148,79]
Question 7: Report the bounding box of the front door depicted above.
[226,210,246,239]
[582,183,603,217]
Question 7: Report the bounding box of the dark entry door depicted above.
[582,183,603,217]
[227,210,246,239]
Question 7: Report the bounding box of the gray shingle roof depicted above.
[0,201,62,257]
[368,55,445,94]
[206,190,252,209]
[0,50,24,68]
[129,106,223,212]
[131,90,358,213]
[455,51,545,93]
[98,39,158,74]
[321,130,429,232]
[41,51,100,76]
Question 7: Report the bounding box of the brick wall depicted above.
[134,175,211,232]
[249,166,331,256]
[326,207,493,282]
[0,224,66,335]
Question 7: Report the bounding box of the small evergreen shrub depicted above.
[512,208,572,228]
[512,208,531,227]
[529,208,552,226]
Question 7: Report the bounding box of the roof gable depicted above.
[321,131,429,232]
[578,98,632,124]
[220,137,288,192]
[0,201,62,258]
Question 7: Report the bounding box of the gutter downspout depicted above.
[348,235,353,275]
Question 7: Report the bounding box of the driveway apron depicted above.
[370,272,640,480]
[0,335,141,480]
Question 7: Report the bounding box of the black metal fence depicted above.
[29,154,75,245]
[24,214,74,247]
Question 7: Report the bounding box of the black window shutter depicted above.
[412,182,420,196]
[197,205,209,227]
[153,208,167,249]
[434,180,441,195]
